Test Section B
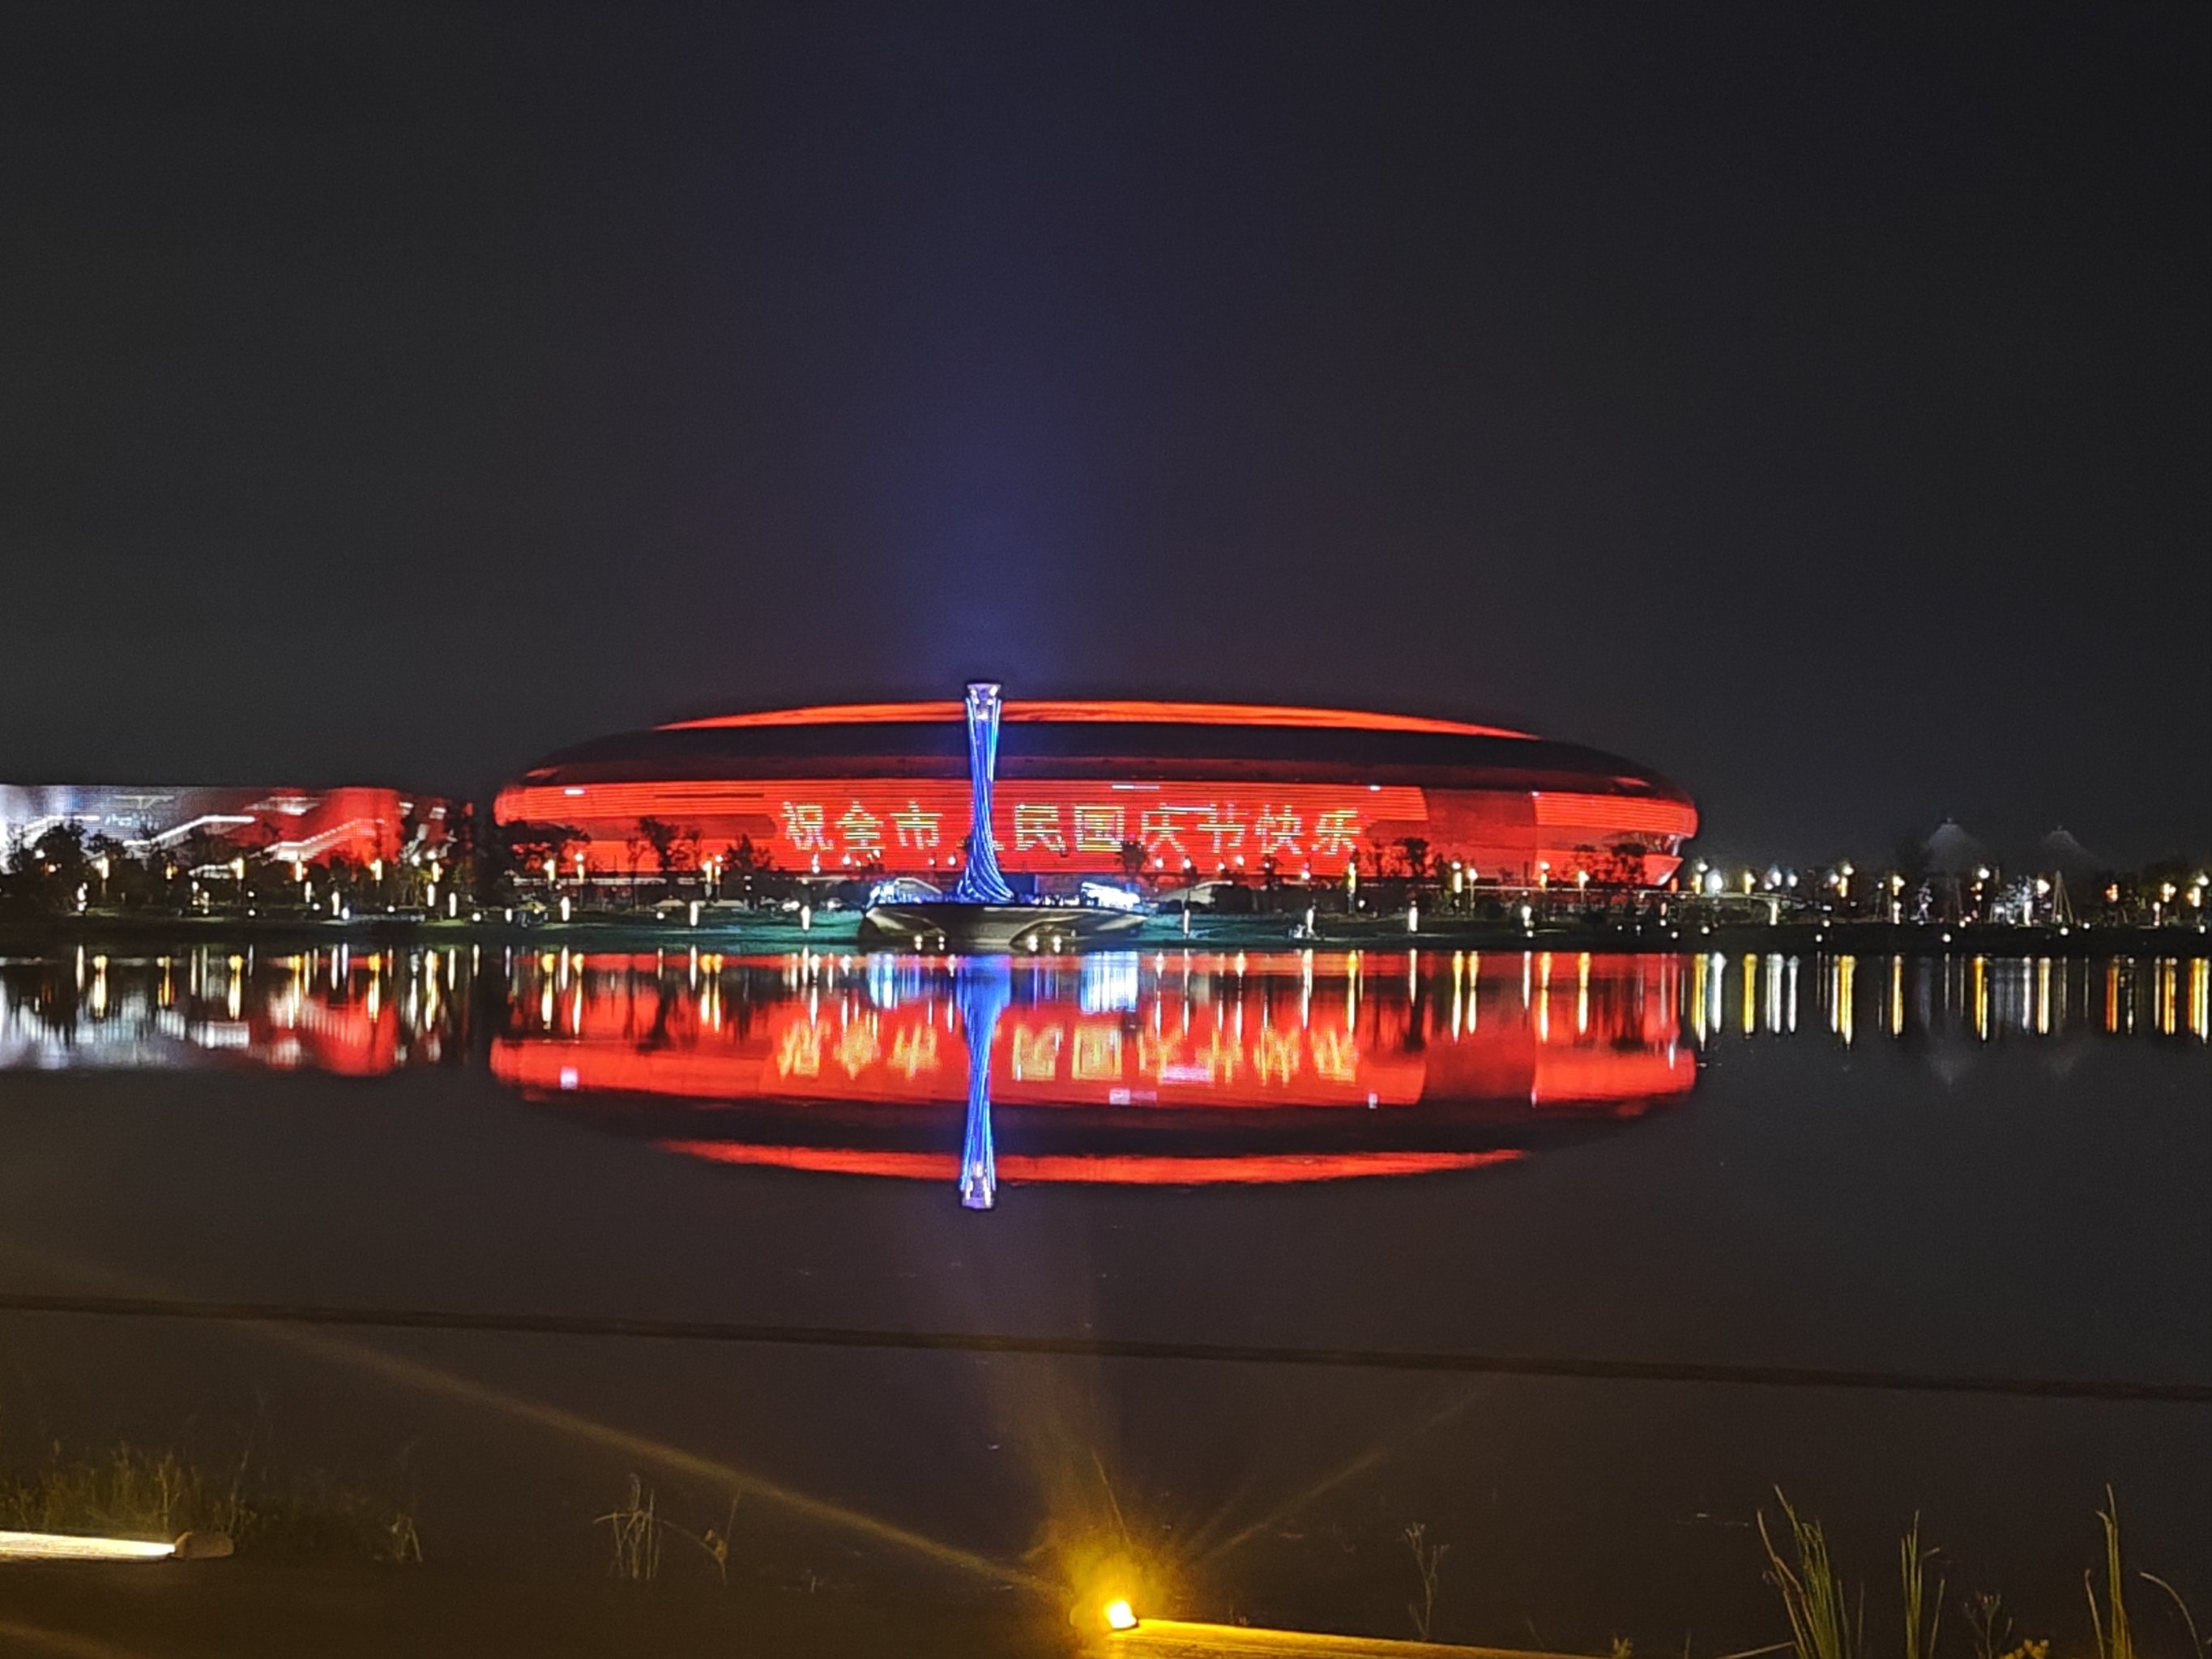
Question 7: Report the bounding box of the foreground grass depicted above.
[0,1436,420,1563]
[1757,1489,2204,1659]
[1,1454,2202,1659]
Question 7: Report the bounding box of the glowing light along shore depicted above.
[0,1529,177,1562]
[1095,1611,1586,1655]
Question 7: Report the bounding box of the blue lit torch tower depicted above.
[950,680,1017,906]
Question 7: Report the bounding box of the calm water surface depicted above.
[0,945,2204,1648]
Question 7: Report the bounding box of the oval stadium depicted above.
[494,701,1695,889]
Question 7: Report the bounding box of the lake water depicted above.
[0,945,2205,1653]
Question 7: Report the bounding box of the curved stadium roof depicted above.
[516,700,1688,800]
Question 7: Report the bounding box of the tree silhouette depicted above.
[499,821,588,897]
[638,817,681,900]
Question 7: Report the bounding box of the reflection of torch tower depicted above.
[954,959,1010,1209]
[950,680,1017,906]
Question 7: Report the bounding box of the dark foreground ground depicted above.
[0,1563,1063,1657]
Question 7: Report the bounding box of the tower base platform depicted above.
[858,902,1146,953]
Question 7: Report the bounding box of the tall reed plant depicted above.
[1760,1491,1861,1659]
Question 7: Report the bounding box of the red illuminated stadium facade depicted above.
[494,700,1697,889]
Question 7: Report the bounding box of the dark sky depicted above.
[2,2,2205,863]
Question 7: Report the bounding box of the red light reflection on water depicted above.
[493,951,1694,1187]
[660,1142,1530,1184]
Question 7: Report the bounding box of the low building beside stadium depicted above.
[495,700,1696,890]
[0,783,445,872]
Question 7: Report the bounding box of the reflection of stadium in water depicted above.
[493,950,1699,1188]
[2,945,2201,1097]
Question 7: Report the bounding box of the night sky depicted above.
[2,3,2205,864]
